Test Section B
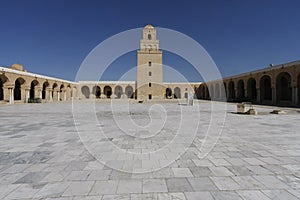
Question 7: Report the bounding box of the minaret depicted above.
[137,24,163,100]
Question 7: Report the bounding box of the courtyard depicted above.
[0,100,300,199]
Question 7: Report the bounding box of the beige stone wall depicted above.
[0,65,76,104]
[77,81,136,100]
[197,61,300,107]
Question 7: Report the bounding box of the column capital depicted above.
[46,86,53,91]
[3,84,14,89]
[21,86,30,90]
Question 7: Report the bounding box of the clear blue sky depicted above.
[0,0,299,82]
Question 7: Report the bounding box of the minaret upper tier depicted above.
[139,24,160,52]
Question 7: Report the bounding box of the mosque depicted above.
[0,25,299,107]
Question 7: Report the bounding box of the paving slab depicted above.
[0,101,300,198]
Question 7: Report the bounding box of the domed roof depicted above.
[11,63,24,71]
[145,24,154,29]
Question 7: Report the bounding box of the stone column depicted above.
[65,89,70,101]
[53,89,58,101]
[3,86,9,103]
[3,85,14,104]
[46,87,53,102]
[34,86,42,99]
[9,87,14,104]
[20,86,27,103]
[25,88,30,103]
[57,91,60,101]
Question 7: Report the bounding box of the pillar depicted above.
[34,86,42,99]
[46,88,53,102]
[20,86,27,103]
[65,88,70,101]
[9,88,14,104]
[3,85,14,104]
[57,91,60,101]
[53,89,58,101]
[25,88,30,103]
[3,86,9,102]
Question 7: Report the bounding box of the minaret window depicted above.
[148,34,152,40]
[149,83,151,87]
[148,61,151,66]
[149,72,152,76]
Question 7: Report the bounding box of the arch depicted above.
[66,85,72,100]
[92,86,101,99]
[30,80,39,99]
[0,79,2,100]
[52,83,58,89]
[81,86,90,99]
[237,80,245,102]
[166,88,172,98]
[52,83,58,99]
[148,34,152,40]
[276,72,292,102]
[215,83,220,100]
[0,78,4,101]
[0,74,9,84]
[104,85,112,98]
[114,85,123,99]
[59,84,65,101]
[42,81,49,100]
[247,78,257,101]
[14,78,25,101]
[260,75,272,101]
[81,85,90,99]
[0,74,9,101]
[228,81,235,101]
[125,85,134,98]
[174,87,181,99]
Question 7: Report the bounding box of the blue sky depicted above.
[0,0,299,82]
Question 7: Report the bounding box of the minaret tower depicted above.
[137,24,163,100]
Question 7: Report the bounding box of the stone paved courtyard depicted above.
[1,100,300,199]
